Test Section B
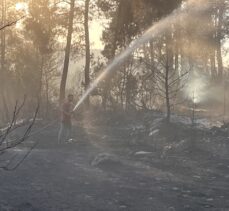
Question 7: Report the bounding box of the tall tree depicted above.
[84,0,90,106]
[215,0,225,80]
[1,0,10,121]
[24,0,58,116]
[59,0,75,104]
[98,0,183,110]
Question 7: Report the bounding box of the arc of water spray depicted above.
[73,0,212,111]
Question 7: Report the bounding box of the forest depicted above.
[0,0,229,210]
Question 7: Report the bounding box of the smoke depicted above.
[184,70,228,108]
[73,0,212,111]
[184,71,209,104]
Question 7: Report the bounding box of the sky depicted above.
[224,41,229,66]
[15,2,104,50]
[89,21,104,50]
[15,1,228,63]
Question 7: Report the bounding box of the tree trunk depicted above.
[1,0,9,122]
[102,1,121,110]
[165,57,171,123]
[165,35,173,123]
[216,3,224,80]
[149,41,155,75]
[210,50,216,80]
[38,55,44,98]
[59,0,75,104]
[44,67,49,119]
[84,0,90,107]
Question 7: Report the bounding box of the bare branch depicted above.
[0,104,40,151]
[0,142,38,171]
[0,16,25,31]
[168,71,189,87]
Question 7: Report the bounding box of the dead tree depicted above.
[0,18,40,170]
[140,54,189,123]
[0,98,39,171]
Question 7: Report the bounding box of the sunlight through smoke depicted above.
[16,21,24,30]
[185,72,208,104]
[73,0,212,111]
[15,2,28,11]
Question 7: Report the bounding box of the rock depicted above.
[172,187,179,191]
[17,202,35,211]
[206,198,214,202]
[183,190,191,194]
[91,153,120,167]
[161,145,172,158]
[119,205,127,209]
[203,204,214,208]
[66,138,77,143]
[184,205,190,209]
[149,129,159,137]
[168,207,175,211]
[210,125,228,136]
[84,195,92,199]
[135,151,153,156]
[161,139,189,158]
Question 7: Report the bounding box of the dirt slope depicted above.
[0,117,229,211]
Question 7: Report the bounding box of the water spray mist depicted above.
[73,0,213,112]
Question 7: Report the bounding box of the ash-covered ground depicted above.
[0,111,229,211]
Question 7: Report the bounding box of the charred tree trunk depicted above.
[165,35,173,123]
[165,55,171,123]
[59,0,75,104]
[84,0,90,107]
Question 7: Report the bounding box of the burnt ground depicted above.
[0,112,229,211]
